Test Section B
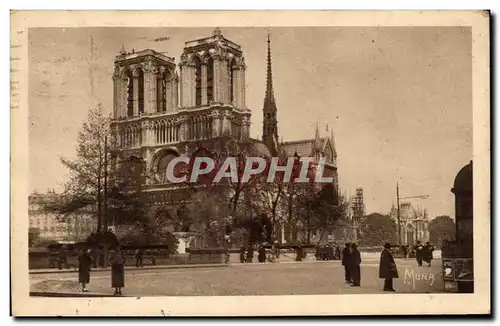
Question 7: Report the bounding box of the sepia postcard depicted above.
[10,10,490,316]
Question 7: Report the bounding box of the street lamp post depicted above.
[396,182,429,245]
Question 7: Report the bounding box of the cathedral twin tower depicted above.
[111,28,251,153]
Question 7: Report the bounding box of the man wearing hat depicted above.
[379,242,399,292]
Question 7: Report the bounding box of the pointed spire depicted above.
[330,127,337,156]
[265,33,275,106]
[262,32,279,155]
[314,121,321,148]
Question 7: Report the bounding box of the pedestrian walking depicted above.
[334,242,341,260]
[295,244,303,262]
[349,243,362,287]
[135,248,144,268]
[341,243,352,283]
[246,245,254,263]
[379,242,399,292]
[274,241,281,263]
[77,248,92,292]
[110,246,126,296]
[401,245,408,259]
[423,242,435,267]
[414,240,424,266]
[258,244,266,263]
[239,245,246,263]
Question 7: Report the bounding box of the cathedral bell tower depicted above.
[178,28,251,139]
[262,34,279,156]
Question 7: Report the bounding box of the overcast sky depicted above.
[28,27,472,218]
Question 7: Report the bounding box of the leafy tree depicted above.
[28,227,41,247]
[44,104,111,231]
[359,213,398,246]
[428,215,456,248]
[294,182,347,244]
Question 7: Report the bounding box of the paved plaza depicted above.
[30,258,444,296]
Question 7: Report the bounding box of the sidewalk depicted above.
[30,263,229,275]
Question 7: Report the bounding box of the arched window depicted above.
[126,70,134,117]
[137,68,145,115]
[194,57,202,106]
[229,59,237,103]
[157,152,179,183]
[207,57,214,103]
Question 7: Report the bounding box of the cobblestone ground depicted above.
[31,258,444,296]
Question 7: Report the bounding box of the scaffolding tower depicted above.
[351,187,365,242]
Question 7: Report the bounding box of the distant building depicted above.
[28,191,97,242]
[390,202,430,245]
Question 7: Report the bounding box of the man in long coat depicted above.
[349,243,362,286]
[77,248,92,292]
[379,242,399,292]
[341,243,352,283]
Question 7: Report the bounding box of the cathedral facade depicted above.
[110,28,338,234]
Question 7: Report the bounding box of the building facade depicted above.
[390,202,430,245]
[28,191,96,243]
[109,28,338,243]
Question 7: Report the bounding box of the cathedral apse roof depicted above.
[280,138,328,157]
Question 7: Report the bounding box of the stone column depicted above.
[179,64,185,108]
[239,61,246,110]
[213,56,220,103]
[112,75,119,118]
[231,68,239,108]
[121,77,128,117]
[201,64,207,105]
[133,69,140,116]
[222,59,230,104]
[189,64,196,107]
[144,62,157,114]
[173,73,179,110]
[180,63,194,108]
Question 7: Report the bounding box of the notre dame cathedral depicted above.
[110,28,338,239]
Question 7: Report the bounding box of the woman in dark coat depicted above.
[379,242,399,292]
[349,243,362,287]
[110,246,126,295]
[77,248,92,292]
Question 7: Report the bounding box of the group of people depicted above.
[77,246,127,296]
[340,242,400,292]
[413,240,435,267]
[315,243,342,260]
[239,242,281,263]
[341,243,362,287]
